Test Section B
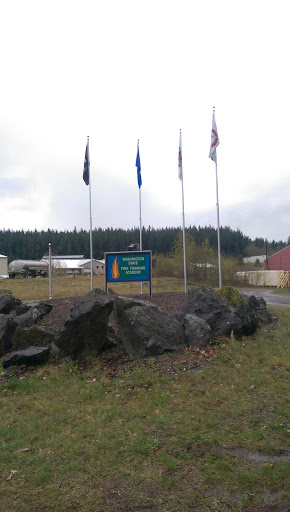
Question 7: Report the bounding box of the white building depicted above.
[242,255,266,265]
[42,255,105,275]
[0,254,8,279]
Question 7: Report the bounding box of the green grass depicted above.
[272,287,290,295]
[3,273,260,302]
[3,274,187,301]
[0,303,289,511]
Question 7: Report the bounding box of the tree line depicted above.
[0,226,287,263]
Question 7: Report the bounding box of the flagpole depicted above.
[48,243,52,299]
[139,186,143,293]
[181,177,187,293]
[137,140,143,294]
[89,171,93,292]
[84,135,93,291]
[209,107,222,289]
[138,140,142,252]
[215,155,222,288]
[179,130,187,293]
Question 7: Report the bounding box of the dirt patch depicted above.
[36,296,80,334]
[242,505,290,512]
[227,448,290,463]
[37,292,188,334]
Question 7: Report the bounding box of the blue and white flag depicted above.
[83,138,90,185]
[136,142,142,188]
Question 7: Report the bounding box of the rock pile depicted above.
[0,286,272,367]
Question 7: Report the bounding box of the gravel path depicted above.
[240,289,290,307]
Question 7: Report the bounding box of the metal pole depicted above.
[137,139,143,294]
[215,159,222,288]
[48,243,52,299]
[181,176,187,293]
[87,136,93,291]
[139,187,143,293]
[179,130,187,293]
[89,179,93,291]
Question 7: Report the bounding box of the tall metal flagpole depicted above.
[215,155,222,289]
[135,140,143,293]
[179,130,187,293]
[139,188,142,251]
[48,243,52,299]
[139,185,143,294]
[209,108,222,288]
[89,172,93,291]
[83,136,94,291]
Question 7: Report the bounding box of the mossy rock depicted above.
[188,286,213,295]
[217,286,248,307]
[11,326,54,351]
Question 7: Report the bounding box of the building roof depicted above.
[42,255,84,260]
[78,259,105,267]
[50,258,105,269]
[50,258,84,269]
[267,245,290,259]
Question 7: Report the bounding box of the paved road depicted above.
[239,289,290,307]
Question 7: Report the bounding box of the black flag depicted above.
[83,138,90,185]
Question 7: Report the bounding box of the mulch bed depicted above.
[35,292,217,378]
[40,292,187,331]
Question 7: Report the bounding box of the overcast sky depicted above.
[1,0,289,243]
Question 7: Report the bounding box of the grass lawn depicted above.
[0,278,289,511]
[2,274,187,301]
[272,287,290,295]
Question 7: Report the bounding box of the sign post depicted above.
[48,243,52,299]
[105,250,152,297]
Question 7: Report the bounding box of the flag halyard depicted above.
[83,138,90,185]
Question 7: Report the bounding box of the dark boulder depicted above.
[55,288,114,359]
[11,326,55,351]
[0,314,17,357]
[183,314,212,347]
[217,287,258,336]
[113,296,186,360]
[247,295,272,325]
[179,286,244,339]
[15,303,33,316]
[2,346,51,368]
[13,303,53,328]
[0,289,15,314]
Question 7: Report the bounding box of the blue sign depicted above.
[105,251,151,282]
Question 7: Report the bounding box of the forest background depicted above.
[0,225,287,264]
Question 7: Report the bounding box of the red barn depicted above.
[265,246,290,271]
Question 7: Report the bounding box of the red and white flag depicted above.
[209,111,219,163]
[178,131,183,180]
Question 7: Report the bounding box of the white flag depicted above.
[178,131,183,180]
[209,111,219,163]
